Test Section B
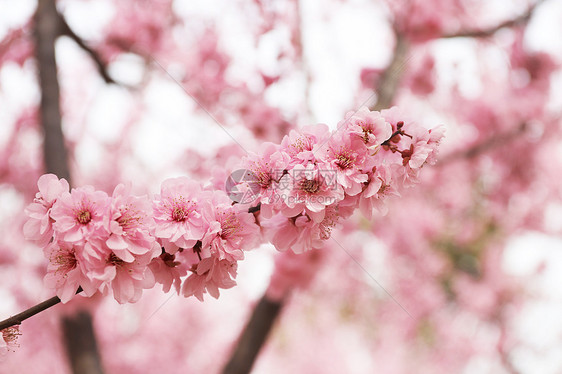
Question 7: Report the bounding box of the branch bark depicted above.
[34,1,104,373]
[222,296,283,374]
[370,33,409,111]
[441,0,545,39]
[57,12,116,85]
[62,312,105,374]
[35,0,70,182]
[437,123,528,166]
[0,296,60,330]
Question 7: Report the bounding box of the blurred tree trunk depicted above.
[222,296,282,374]
[34,0,70,181]
[61,312,105,374]
[34,1,104,373]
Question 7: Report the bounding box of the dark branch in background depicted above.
[33,1,104,373]
[35,0,71,182]
[0,288,82,331]
[222,296,283,374]
[437,123,528,166]
[57,12,116,85]
[370,33,409,111]
[442,0,545,39]
[62,311,106,374]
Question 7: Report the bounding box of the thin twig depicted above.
[0,288,83,330]
[370,33,409,111]
[221,295,283,374]
[437,123,527,166]
[57,12,117,85]
[442,0,545,39]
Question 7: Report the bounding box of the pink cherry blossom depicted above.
[200,191,260,262]
[43,240,100,303]
[23,174,69,246]
[264,205,342,253]
[149,251,189,294]
[278,162,344,222]
[379,107,445,186]
[279,123,331,165]
[105,183,159,262]
[0,326,20,356]
[152,177,207,253]
[316,130,371,196]
[181,256,238,301]
[359,165,400,218]
[50,186,110,244]
[87,243,156,304]
[342,106,393,148]
[240,142,290,218]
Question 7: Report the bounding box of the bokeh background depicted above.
[1,0,562,373]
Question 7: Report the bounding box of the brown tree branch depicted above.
[35,0,71,182]
[2,295,58,330]
[222,295,283,374]
[57,12,116,85]
[370,33,409,111]
[437,123,527,166]
[34,1,104,373]
[441,0,545,39]
[62,312,106,374]
[0,288,83,331]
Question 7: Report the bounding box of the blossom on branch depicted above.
[23,174,70,246]
[0,326,21,356]
[24,106,443,303]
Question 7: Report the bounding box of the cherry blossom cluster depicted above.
[24,106,443,304]
[24,175,259,303]
[241,106,444,253]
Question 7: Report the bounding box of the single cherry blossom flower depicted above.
[152,177,207,253]
[316,131,371,196]
[240,142,290,218]
[278,162,344,222]
[0,326,21,356]
[106,183,159,262]
[43,240,100,303]
[23,174,70,246]
[182,256,238,301]
[201,191,260,262]
[88,245,156,304]
[342,106,393,148]
[279,123,331,165]
[50,186,110,244]
[359,166,400,218]
[149,251,189,294]
[264,205,342,254]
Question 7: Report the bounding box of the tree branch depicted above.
[0,288,83,330]
[370,33,409,111]
[222,295,283,374]
[62,311,106,374]
[441,0,545,39]
[34,2,104,373]
[35,0,71,182]
[57,12,116,85]
[437,123,528,166]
